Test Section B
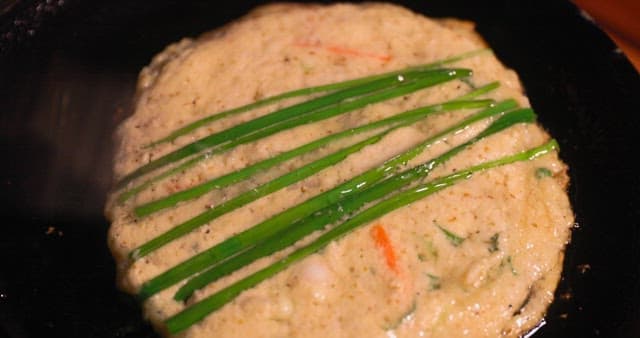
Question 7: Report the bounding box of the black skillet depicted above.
[1,1,639,337]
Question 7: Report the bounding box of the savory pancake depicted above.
[106,3,574,337]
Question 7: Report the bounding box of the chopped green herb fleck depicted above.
[535,167,552,179]
[427,273,441,290]
[385,300,417,330]
[502,256,518,275]
[426,240,439,259]
[434,222,465,247]
[418,239,438,261]
[164,139,559,333]
[488,233,500,253]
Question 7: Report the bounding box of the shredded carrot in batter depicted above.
[294,41,392,62]
[370,224,400,274]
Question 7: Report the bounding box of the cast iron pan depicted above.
[1,0,639,337]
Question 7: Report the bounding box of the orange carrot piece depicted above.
[293,41,392,62]
[370,224,399,274]
[325,45,392,62]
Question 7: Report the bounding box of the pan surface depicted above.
[1,1,639,337]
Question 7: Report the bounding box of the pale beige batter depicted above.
[106,3,574,337]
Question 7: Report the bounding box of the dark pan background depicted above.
[1,1,639,337]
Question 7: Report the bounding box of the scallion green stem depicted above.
[136,100,518,299]
[454,81,499,101]
[145,48,491,148]
[118,69,471,201]
[172,107,536,301]
[134,98,494,217]
[116,68,470,188]
[131,128,394,262]
[164,138,559,334]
